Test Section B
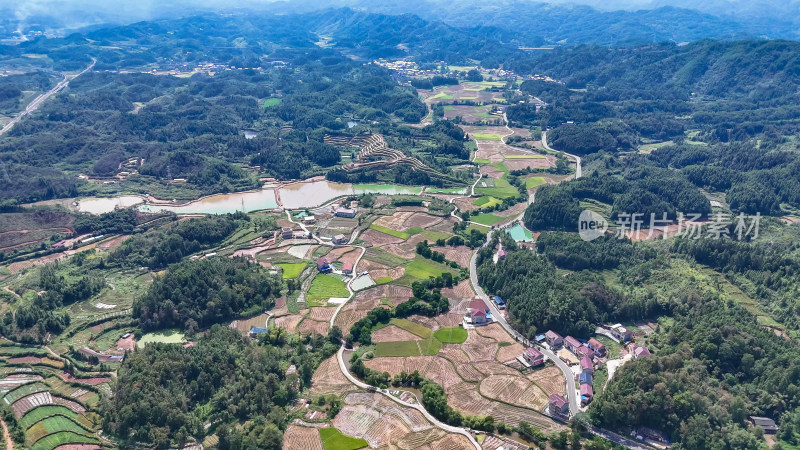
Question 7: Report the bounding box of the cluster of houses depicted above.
[316,257,355,275]
[281,227,311,240]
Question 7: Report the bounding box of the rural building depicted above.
[580,356,594,374]
[303,215,316,224]
[610,324,633,342]
[564,336,582,353]
[317,258,332,272]
[470,309,488,325]
[281,227,293,239]
[335,207,357,218]
[497,249,506,261]
[579,371,593,386]
[249,327,269,338]
[342,261,354,274]
[293,231,309,239]
[546,330,563,348]
[580,384,593,404]
[493,296,506,310]
[548,394,569,417]
[630,344,652,359]
[576,345,595,359]
[470,298,489,312]
[286,364,297,376]
[349,200,359,209]
[332,234,348,245]
[523,347,544,366]
[587,338,607,357]
[748,416,778,434]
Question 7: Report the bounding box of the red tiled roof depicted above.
[342,261,354,271]
[549,394,567,408]
[635,346,652,357]
[588,338,604,349]
[470,298,488,310]
[545,330,562,340]
[580,384,594,396]
[580,356,593,370]
[565,336,581,348]
[525,347,543,360]
[471,309,486,317]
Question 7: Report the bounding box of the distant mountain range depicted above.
[1,0,799,45]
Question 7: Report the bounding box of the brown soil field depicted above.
[442,104,495,122]
[495,203,527,219]
[479,165,506,179]
[438,344,470,365]
[527,366,566,396]
[275,314,304,333]
[357,258,389,272]
[480,374,548,410]
[496,343,525,363]
[309,307,337,322]
[430,433,476,450]
[324,246,355,262]
[447,382,560,430]
[462,331,499,362]
[6,252,68,274]
[230,313,271,333]
[298,319,329,336]
[435,314,463,328]
[333,309,367,335]
[371,325,421,343]
[283,425,324,450]
[475,323,516,344]
[472,361,522,376]
[396,428,450,449]
[429,217,459,234]
[447,299,472,315]
[115,335,135,351]
[431,246,473,268]
[503,156,554,171]
[365,356,463,389]
[364,357,405,374]
[453,197,481,213]
[333,398,423,447]
[509,127,533,138]
[96,234,130,252]
[373,211,415,230]
[455,363,485,382]
[404,213,443,230]
[310,356,355,396]
[361,229,404,247]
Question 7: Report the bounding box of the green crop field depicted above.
[260,98,281,108]
[390,318,432,339]
[473,158,490,164]
[136,331,185,349]
[420,230,452,242]
[31,431,99,450]
[475,177,518,199]
[429,92,454,100]
[471,213,504,226]
[20,407,79,430]
[307,274,350,305]
[375,276,393,284]
[369,224,411,240]
[404,258,455,281]
[434,327,468,343]
[471,133,503,141]
[277,263,306,279]
[418,337,443,355]
[375,340,421,357]
[525,176,547,189]
[473,196,502,209]
[319,428,368,450]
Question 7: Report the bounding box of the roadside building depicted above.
[564,336,582,353]
[303,215,316,225]
[587,337,607,357]
[580,384,593,405]
[523,347,544,366]
[332,234,348,245]
[470,309,488,325]
[335,207,357,218]
[579,371,593,386]
[548,394,569,417]
[580,356,594,374]
[493,295,506,310]
[470,298,489,312]
[748,416,778,434]
[281,227,293,239]
[630,344,652,359]
[342,261,354,275]
[576,345,595,359]
[545,330,563,348]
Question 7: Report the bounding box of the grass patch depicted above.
[369,224,411,240]
[390,318,432,339]
[525,176,547,189]
[277,263,306,279]
[319,428,368,450]
[307,274,350,305]
[473,196,502,209]
[429,92,454,100]
[260,98,281,108]
[473,158,490,164]
[31,431,99,450]
[443,105,456,111]
[136,331,185,349]
[433,327,467,343]
[375,340,421,357]
[380,297,394,307]
[404,257,456,281]
[471,133,503,141]
[419,337,443,355]
[471,213,505,226]
[474,176,518,199]
[375,276,393,285]
[420,230,452,242]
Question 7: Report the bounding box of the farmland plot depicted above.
[310,356,355,397]
[527,366,566,396]
[283,424,324,450]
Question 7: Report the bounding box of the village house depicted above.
[587,337,607,357]
[303,215,316,225]
[523,347,545,366]
[748,416,778,434]
[630,344,652,359]
[576,345,595,359]
[334,207,357,218]
[317,258,332,273]
[564,336,582,353]
[470,308,488,325]
[548,394,569,417]
[545,330,563,348]
[580,384,593,405]
[332,234,348,245]
[580,356,594,374]
[610,324,633,342]
[579,371,593,386]
[342,261,354,275]
[492,295,506,310]
[281,227,293,239]
[249,327,268,338]
[497,249,506,261]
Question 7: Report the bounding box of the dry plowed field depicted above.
[495,343,525,363]
[475,323,516,344]
[283,424,324,450]
[310,356,354,396]
[527,366,566,396]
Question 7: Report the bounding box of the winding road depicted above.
[542,130,582,180]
